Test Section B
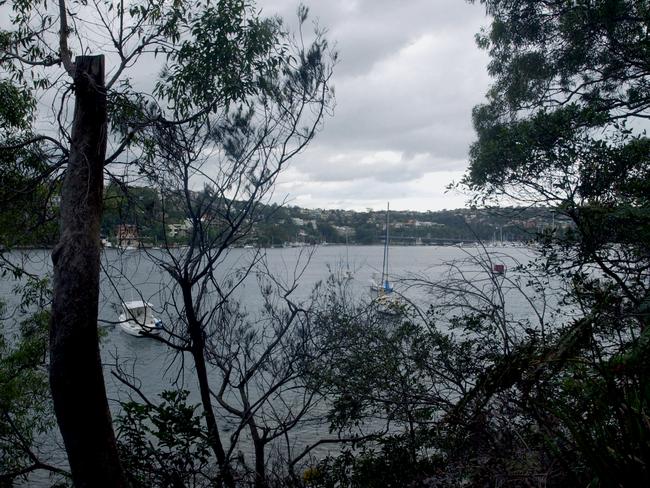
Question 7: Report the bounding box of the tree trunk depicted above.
[249,423,266,488]
[49,55,127,488]
[182,283,234,488]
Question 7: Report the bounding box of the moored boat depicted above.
[371,203,404,315]
[119,300,163,337]
[370,203,395,294]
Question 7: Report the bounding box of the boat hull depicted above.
[118,314,162,337]
[374,294,404,316]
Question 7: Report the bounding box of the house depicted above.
[333,225,355,237]
[168,219,192,238]
[115,224,140,248]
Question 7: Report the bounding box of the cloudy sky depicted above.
[259,0,493,211]
[2,0,492,212]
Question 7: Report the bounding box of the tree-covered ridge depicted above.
[95,182,572,247]
[98,185,569,247]
[3,180,573,249]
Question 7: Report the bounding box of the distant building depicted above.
[333,225,355,237]
[524,219,538,229]
[168,219,192,238]
[116,224,140,248]
[415,221,443,228]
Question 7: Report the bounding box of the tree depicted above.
[463,0,650,484]
[303,245,570,487]
[2,4,123,479]
[1,0,334,485]
[466,0,650,269]
[116,390,213,487]
[0,82,59,252]
[0,277,71,486]
[104,18,334,482]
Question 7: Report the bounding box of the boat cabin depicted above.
[122,300,153,325]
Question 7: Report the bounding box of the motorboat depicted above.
[119,300,163,337]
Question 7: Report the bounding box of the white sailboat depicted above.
[370,204,405,315]
[370,203,394,293]
[344,228,353,279]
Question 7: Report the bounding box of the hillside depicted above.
[99,184,568,247]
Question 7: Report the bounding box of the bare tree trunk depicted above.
[182,283,235,488]
[49,55,127,488]
[249,423,266,488]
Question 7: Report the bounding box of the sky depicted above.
[257,0,493,211]
[2,0,493,212]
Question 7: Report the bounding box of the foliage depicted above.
[466,0,650,252]
[306,220,647,487]
[0,80,34,131]
[116,390,213,488]
[0,82,58,249]
[0,144,59,248]
[0,277,67,485]
[306,438,439,488]
[458,0,650,484]
[156,1,286,116]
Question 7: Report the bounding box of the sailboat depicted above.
[371,203,403,315]
[370,203,394,294]
[344,228,353,279]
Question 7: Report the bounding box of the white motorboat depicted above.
[118,300,163,337]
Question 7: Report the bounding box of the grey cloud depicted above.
[288,146,467,184]
[3,0,490,211]
[255,0,493,210]
[276,167,468,211]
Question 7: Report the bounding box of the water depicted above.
[1,244,552,484]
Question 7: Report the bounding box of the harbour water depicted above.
[2,244,551,484]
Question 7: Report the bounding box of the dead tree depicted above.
[104,14,336,486]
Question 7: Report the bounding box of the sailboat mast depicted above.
[381,202,390,288]
[345,228,350,271]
